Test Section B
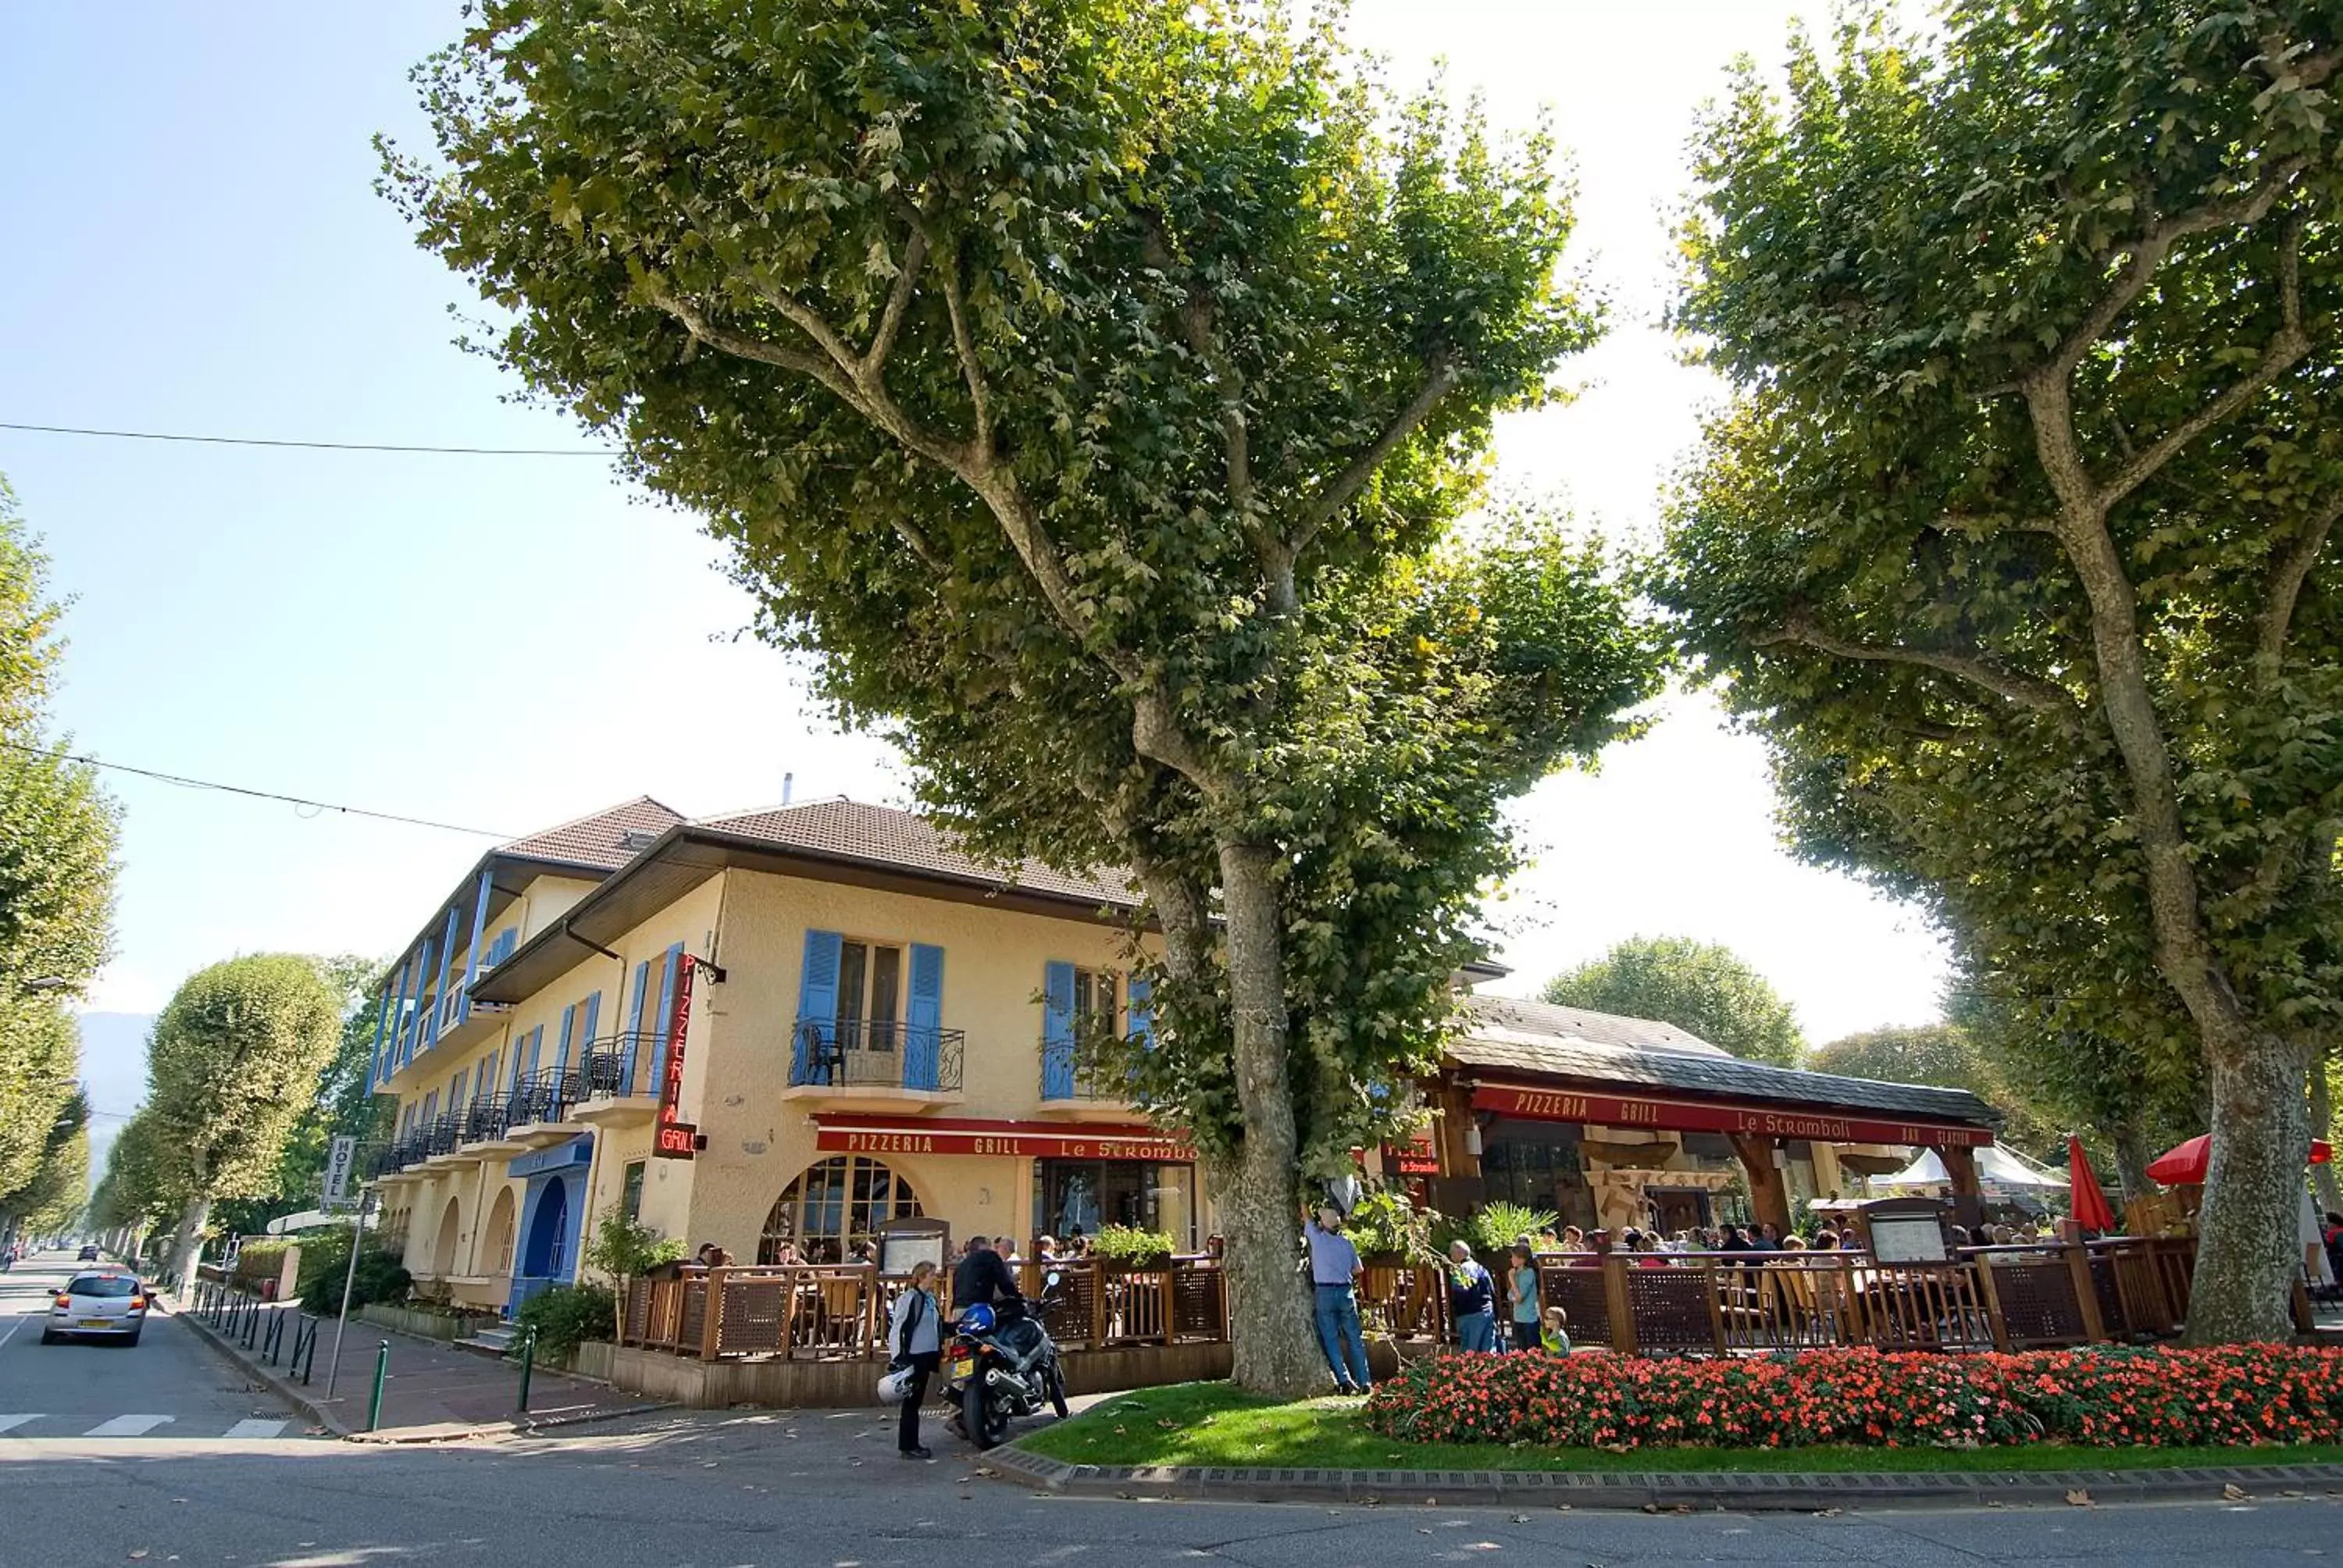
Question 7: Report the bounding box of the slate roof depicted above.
[696,799,1139,909]
[1450,994,1999,1126]
[500,796,686,871]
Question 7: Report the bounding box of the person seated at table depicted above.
[1776,1234,1808,1253]
[1631,1231,1670,1268]
[1558,1225,1587,1253]
[1811,1228,1840,1252]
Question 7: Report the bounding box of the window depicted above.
[836,939,904,1050]
[758,1156,922,1264]
[621,1160,646,1224]
[1072,968,1120,1033]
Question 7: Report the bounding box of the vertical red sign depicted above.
[654,957,697,1158]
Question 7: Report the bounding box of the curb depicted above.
[169,1298,667,1444]
[167,1299,344,1436]
[983,1442,2343,1512]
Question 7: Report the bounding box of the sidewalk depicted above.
[167,1292,663,1442]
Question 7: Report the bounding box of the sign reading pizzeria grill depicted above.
[652,956,698,1160]
[815,1115,1192,1163]
[1470,1083,1992,1149]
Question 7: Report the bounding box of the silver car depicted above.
[45,1270,148,1345]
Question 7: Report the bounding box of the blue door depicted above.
[521,1177,569,1280]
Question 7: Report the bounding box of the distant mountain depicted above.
[74,1011,153,1185]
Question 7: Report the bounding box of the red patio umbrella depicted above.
[2145,1132,2334,1186]
[2067,1135,2118,1233]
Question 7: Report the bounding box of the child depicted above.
[1540,1305,1571,1355]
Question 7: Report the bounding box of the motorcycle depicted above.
[943,1270,1072,1448]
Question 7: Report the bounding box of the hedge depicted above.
[1362,1345,2343,1451]
[232,1239,294,1283]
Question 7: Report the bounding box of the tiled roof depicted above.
[1450,994,1999,1126]
[695,799,1138,908]
[500,796,686,871]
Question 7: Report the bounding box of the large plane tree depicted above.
[1660,0,2343,1341]
[387,0,1659,1392]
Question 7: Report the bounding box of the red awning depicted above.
[1470,1082,1992,1149]
[813,1113,1192,1163]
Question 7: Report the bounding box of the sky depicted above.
[3,1,1952,1118]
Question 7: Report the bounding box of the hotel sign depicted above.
[1470,1084,1992,1149]
[815,1116,1192,1163]
[653,957,698,1160]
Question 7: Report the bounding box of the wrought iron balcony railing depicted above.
[790,1018,965,1094]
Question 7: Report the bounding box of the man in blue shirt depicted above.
[1303,1206,1371,1394]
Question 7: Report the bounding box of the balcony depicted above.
[420,1112,482,1169]
[784,1018,964,1113]
[456,1093,530,1158]
[572,1032,661,1128]
[1037,1045,1140,1121]
[505,1067,590,1148]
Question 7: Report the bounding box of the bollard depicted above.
[367,1339,390,1433]
[515,1325,537,1415]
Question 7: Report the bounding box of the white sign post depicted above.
[322,1136,357,1210]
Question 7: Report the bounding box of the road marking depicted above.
[0,1414,42,1434]
[223,1419,287,1439]
[0,1313,29,1350]
[84,1414,173,1437]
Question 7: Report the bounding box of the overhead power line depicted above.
[0,420,617,458]
[1,739,516,839]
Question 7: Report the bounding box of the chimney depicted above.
[783,772,793,806]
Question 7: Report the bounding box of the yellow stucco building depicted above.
[365,796,1182,1314]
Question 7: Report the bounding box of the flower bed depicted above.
[1361,1345,2343,1451]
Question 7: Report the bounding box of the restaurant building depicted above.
[361,796,2000,1315]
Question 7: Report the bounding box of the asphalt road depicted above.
[0,1249,313,1442]
[2,1396,2342,1567]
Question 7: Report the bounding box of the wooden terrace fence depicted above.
[617,1238,2212,1364]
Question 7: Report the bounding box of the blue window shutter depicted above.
[555,1005,576,1077]
[570,992,600,1074]
[1041,960,1076,1099]
[906,944,945,1091]
[795,930,843,1083]
[1127,975,1154,1049]
[620,960,651,1090]
[649,943,683,1090]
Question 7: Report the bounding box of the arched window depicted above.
[759,1155,922,1264]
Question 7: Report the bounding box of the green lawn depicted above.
[1019,1381,2343,1474]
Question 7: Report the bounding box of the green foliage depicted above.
[1457,1202,1558,1257]
[0,476,119,1210]
[1339,1187,1439,1262]
[215,957,396,1238]
[230,1238,294,1284]
[1655,0,2343,1337]
[144,954,346,1207]
[514,1283,618,1362]
[585,1209,685,1284]
[2,1089,87,1235]
[292,1225,411,1314]
[1543,936,1804,1066]
[1806,1022,2063,1161]
[1089,1224,1175,1268]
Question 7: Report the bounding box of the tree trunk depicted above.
[2182,1029,2313,1345]
[1214,839,1332,1399]
[168,1196,211,1292]
[2310,1055,2342,1217]
[2110,1115,2155,1205]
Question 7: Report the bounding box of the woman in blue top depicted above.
[1504,1242,1542,1352]
[1446,1241,1499,1353]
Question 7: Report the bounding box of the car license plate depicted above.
[951,1358,973,1378]
[80,1318,113,1327]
